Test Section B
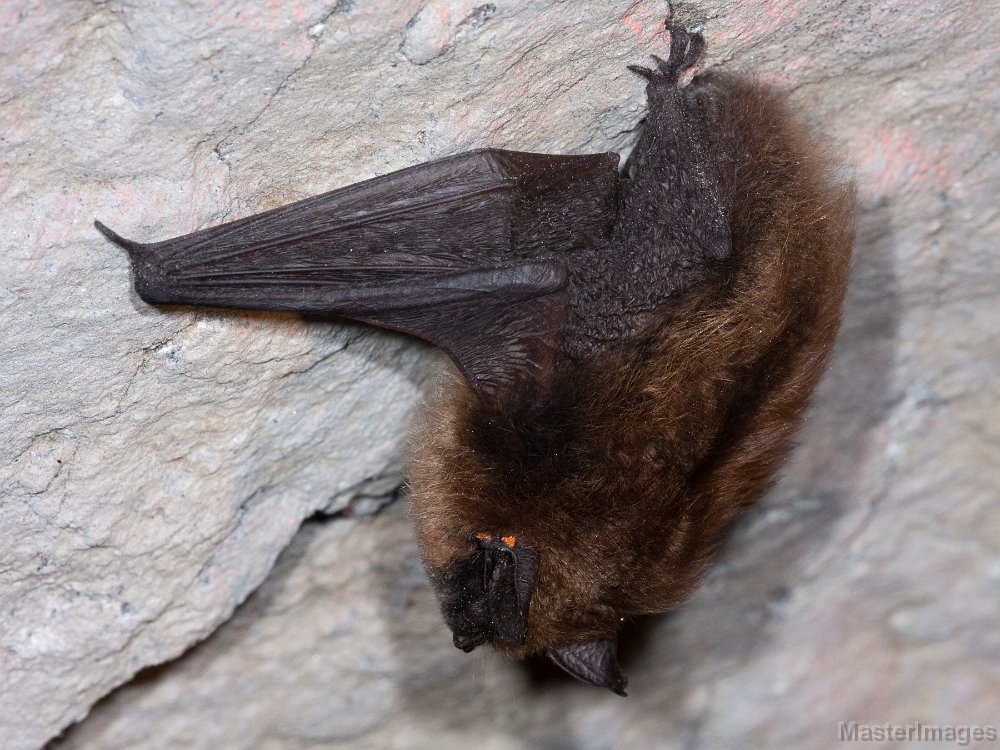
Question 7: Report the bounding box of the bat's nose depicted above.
[453,631,485,652]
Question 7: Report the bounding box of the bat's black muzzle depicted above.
[438,533,540,651]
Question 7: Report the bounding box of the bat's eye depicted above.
[481,549,494,590]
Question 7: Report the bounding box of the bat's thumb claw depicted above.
[95,220,174,305]
[94,220,143,253]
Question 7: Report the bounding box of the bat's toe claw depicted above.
[666,23,690,62]
[627,64,655,81]
[680,29,705,70]
[629,22,705,90]
[665,22,705,80]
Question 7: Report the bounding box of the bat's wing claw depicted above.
[94,220,143,253]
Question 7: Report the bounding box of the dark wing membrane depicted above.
[325,261,571,403]
[96,148,620,405]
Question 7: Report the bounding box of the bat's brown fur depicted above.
[410,72,855,657]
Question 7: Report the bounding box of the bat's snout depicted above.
[436,535,539,653]
[452,631,486,652]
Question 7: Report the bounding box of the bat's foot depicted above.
[627,21,704,89]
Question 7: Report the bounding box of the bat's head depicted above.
[435,532,539,653]
[417,525,629,696]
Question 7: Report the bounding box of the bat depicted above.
[95,19,855,695]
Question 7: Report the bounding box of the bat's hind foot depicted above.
[665,22,704,75]
[628,21,704,88]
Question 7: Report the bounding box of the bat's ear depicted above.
[484,538,540,646]
[546,638,628,696]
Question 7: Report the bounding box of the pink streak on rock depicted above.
[859,126,953,198]
[115,187,136,204]
[729,0,803,42]
[621,2,669,45]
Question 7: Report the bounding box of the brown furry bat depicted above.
[96,20,854,695]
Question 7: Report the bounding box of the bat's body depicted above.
[97,22,854,694]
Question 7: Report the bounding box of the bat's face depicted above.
[432,531,540,653]
[411,511,633,695]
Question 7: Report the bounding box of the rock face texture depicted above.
[2,0,997,748]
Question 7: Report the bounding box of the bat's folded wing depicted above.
[96,148,620,406]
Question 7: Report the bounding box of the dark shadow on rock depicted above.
[303,314,441,393]
[44,517,342,749]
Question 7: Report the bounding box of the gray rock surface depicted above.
[2,0,998,748]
